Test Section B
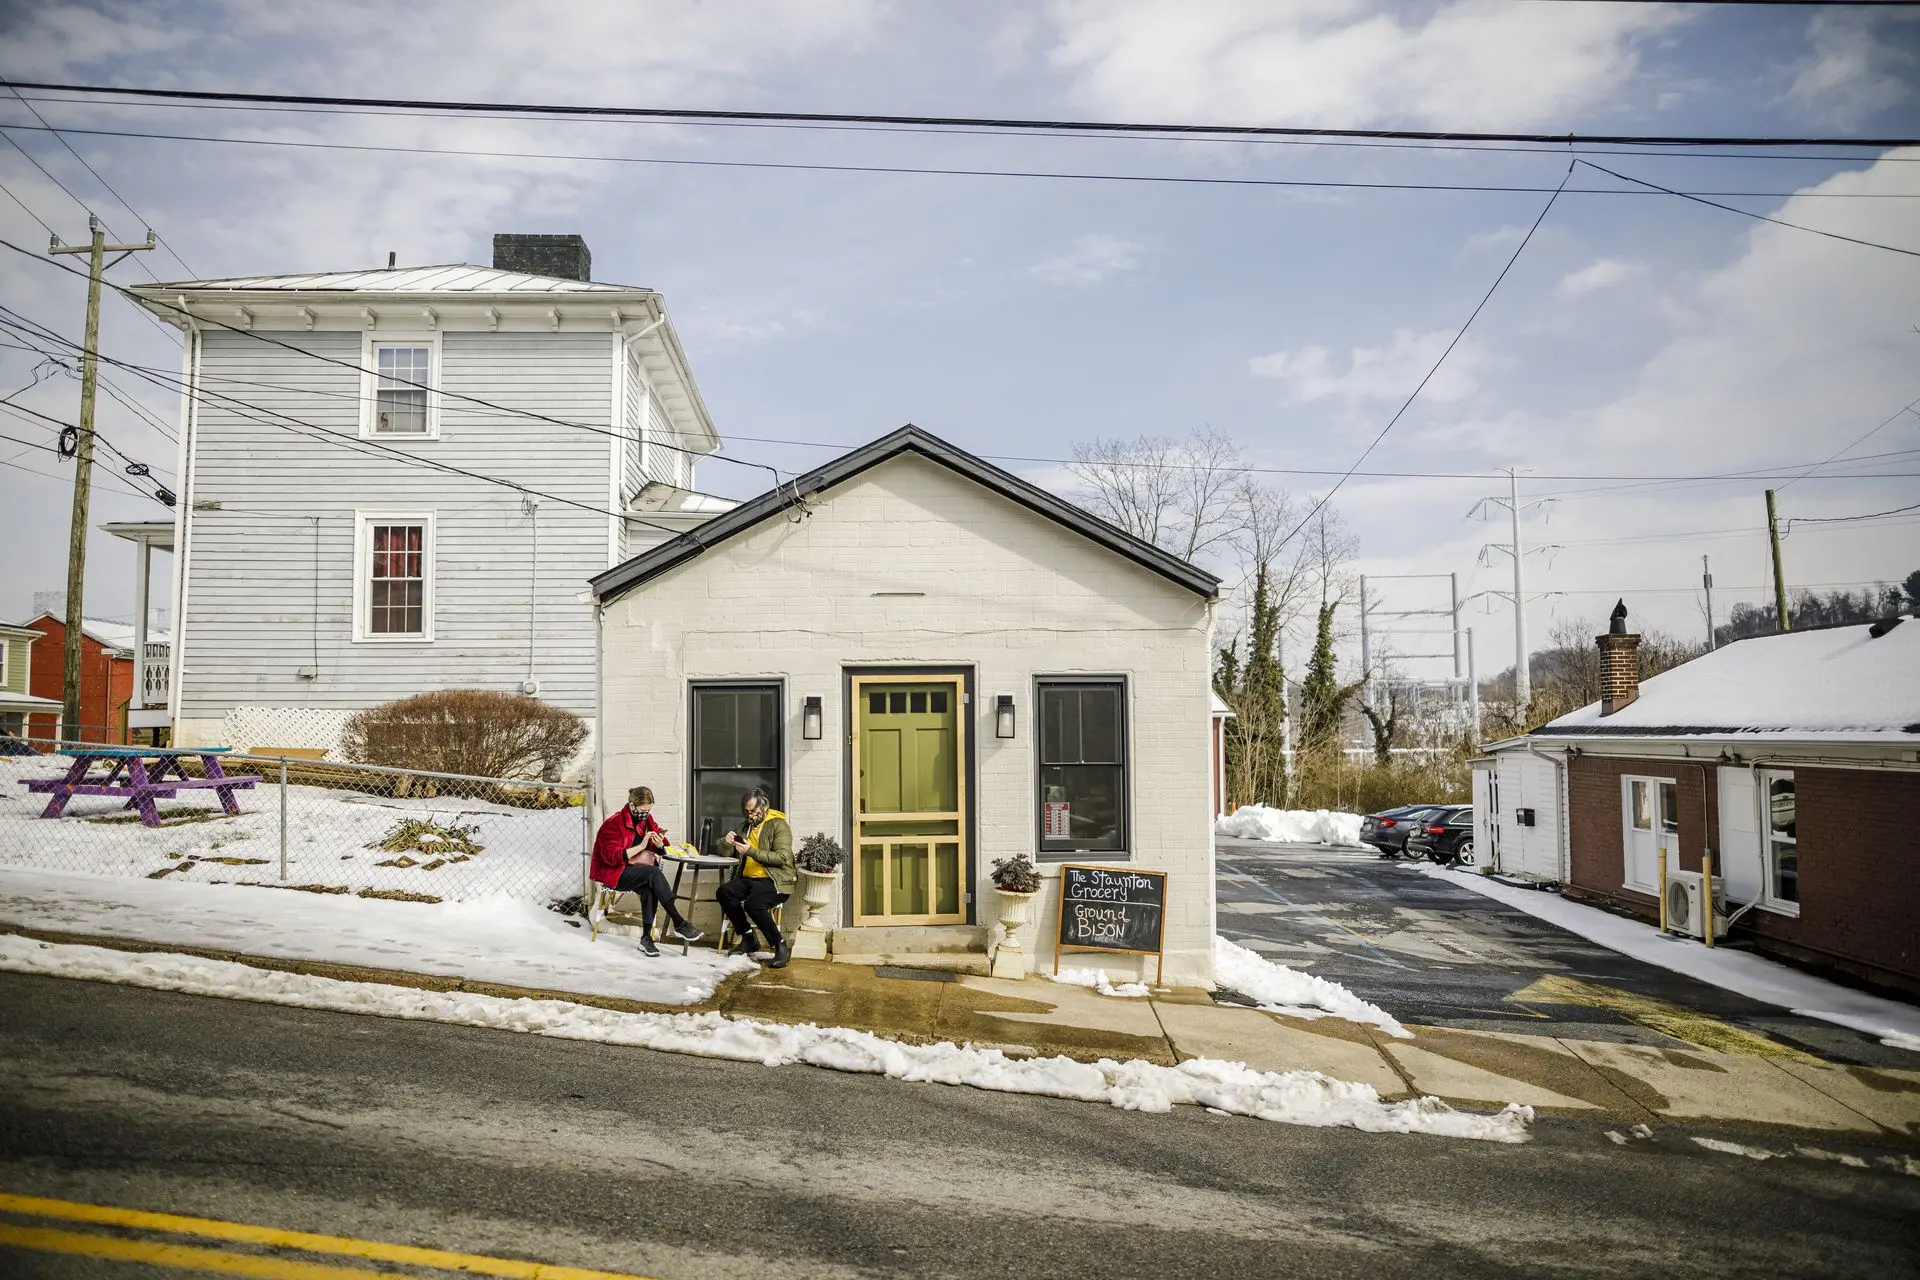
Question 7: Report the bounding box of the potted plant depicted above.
[791,832,844,960]
[989,853,1042,979]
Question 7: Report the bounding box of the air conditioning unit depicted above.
[1665,869,1727,940]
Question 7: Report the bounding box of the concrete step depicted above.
[830,924,990,974]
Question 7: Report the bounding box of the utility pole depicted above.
[1465,627,1480,744]
[1357,573,1371,710]
[49,217,156,742]
[1702,555,1716,651]
[1470,469,1554,715]
[1765,488,1791,633]
[1508,468,1528,706]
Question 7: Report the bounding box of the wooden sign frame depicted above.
[1052,863,1168,988]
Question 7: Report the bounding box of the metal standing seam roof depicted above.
[590,425,1224,604]
[142,264,650,294]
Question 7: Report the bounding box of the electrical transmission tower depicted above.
[1468,468,1558,707]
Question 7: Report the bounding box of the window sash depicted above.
[372,344,432,435]
[1036,678,1128,856]
[690,683,781,857]
[1762,770,1797,905]
[367,523,426,636]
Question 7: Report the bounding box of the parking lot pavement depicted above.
[1215,838,1915,1069]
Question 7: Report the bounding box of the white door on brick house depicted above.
[1621,776,1678,893]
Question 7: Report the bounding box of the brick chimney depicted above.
[492,233,591,282]
[1596,598,1641,716]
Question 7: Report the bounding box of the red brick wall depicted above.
[25,617,130,744]
[1567,754,1920,997]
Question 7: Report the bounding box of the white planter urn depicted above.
[990,887,1039,979]
[792,868,840,961]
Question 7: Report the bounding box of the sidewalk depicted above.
[2,867,1917,1144]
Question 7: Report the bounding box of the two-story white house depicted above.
[129,234,728,763]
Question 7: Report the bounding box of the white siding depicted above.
[598,453,1218,985]
[1717,766,1765,905]
[176,329,612,725]
[1495,751,1563,880]
[644,392,691,489]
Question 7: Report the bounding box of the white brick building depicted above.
[592,426,1223,986]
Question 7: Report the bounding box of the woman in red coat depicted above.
[591,786,704,956]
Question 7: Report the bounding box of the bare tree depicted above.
[1068,426,1245,563]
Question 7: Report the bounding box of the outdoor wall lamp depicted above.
[995,694,1016,739]
[802,695,823,741]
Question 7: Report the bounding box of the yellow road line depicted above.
[0,1223,416,1280]
[0,1193,658,1280]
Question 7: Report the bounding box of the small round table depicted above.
[659,851,739,954]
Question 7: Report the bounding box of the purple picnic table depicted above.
[20,746,261,828]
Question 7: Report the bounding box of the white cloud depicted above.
[1558,258,1645,298]
[1026,233,1145,288]
[1043,0,1687,130]
[1785,10,1918,126]
[1250,328,1491,405]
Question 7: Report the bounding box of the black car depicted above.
[1360,804,1440,858]
[1406,805,1475,865]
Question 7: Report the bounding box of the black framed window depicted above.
[1037,678,1127,857]
[690,683,781,857]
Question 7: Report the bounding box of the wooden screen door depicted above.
[851,675,967,925]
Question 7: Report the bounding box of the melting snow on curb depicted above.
[0,934,1529,1142]
[1213,935,1412,1038]
[1049,967,1152,998]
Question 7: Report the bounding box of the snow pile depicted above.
[0,933,1532,1142]
[1214,935,1410,1038]
[1215,806,1364,848]
[1419,863,1920,1052]
[1050,967,1151,998]
[0,867,752,1006]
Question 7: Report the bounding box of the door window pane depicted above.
[1658,782,1679,835]
[1037,679,1128,855]
[1629,781,1652,831]
[690,684,780,857]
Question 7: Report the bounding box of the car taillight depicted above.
[1379,819,1396,828]
[1426,825,1446,834]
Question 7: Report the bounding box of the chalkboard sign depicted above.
[1054,864,1168,986]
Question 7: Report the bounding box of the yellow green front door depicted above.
[851,675,967,925]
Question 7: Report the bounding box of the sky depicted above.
[0,0,1916,690]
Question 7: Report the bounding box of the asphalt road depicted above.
[1216,839,1914,1068]
[3,970,1919,1279]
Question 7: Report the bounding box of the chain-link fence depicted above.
[0,734,590,906]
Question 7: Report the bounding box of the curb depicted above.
[0,922,755,1018]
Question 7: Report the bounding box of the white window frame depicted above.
[0,636,8,688]
[360,332,441,440]
[352,511,436,643]
[1758,768,1800,916]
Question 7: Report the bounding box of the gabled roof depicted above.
[22,614,171,653]
[1532,617,1919,745]
[140,264,646,295]
[591,425,1222,603]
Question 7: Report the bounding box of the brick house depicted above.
[591,426,1222,985]
[21,614,147,745]
[1475,605,1920,997]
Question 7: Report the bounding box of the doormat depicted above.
[874,966,956,983]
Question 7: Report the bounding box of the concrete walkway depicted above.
[719,957,1920,1143]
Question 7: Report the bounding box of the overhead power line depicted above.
[1783,500,1920,532]
[2,122,1913,203]
[16,91,1920,165]
[1576,159,1920,258]
[7,80,1917,149]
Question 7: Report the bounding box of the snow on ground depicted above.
[1213,935,1411,1038]
[0,932,1533,1142]
[0,867,750,1006]
[0,754,584,902]
[1420,864,1920,1052]
[1216,806,1364,847]
[1050,967,1152,998]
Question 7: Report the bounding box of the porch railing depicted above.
[140,641,170,706]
